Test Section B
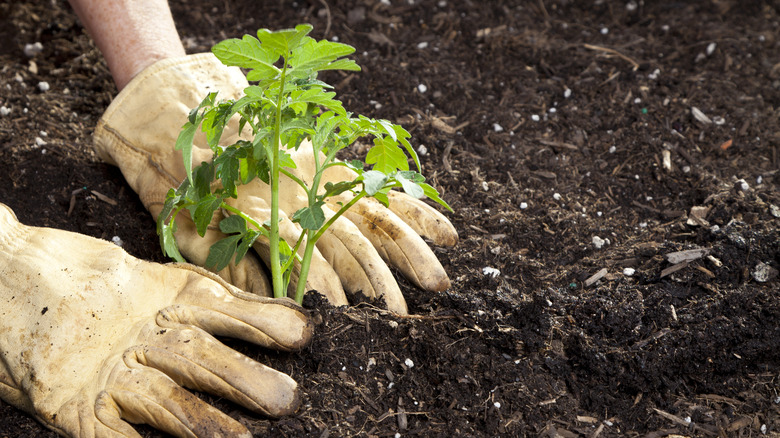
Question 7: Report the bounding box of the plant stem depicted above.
[221,203,265,234]
[269,63,288,298]
[293,189,368,301]
[294,229,318,303]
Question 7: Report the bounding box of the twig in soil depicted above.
[665,248,710,264]
[652,408,717,436]
[632,328,670,349]
[660,261,689,278]
[318,0,332,37]
[536,139,579,151]
[584,267,608,287]
[584,44,640,71]
[442,141,453,173]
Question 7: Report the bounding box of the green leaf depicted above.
[292,201,326,230]
[289,39,359,75]
[234,229,261,265]
[175,121,198,183]
[191,194,222,237]
[212,35,280,80]
[361,170,389,196]
[373,189,390,207]
[160,221,186,262]
[219,214,248,234]
[205,234,242,271]
[395,173,425,199]
[420,182,453,212]
[257,24,313,59]
[287,88,345,115]
[322,180,357,199]
[366,137,409,173]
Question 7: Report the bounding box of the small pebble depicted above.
[531,114,540,122]
[37,81,50,92]
[482,267,500,278]
[417,144,428,155]
[417,41,429,49]
[35,137,47,147]
[609,145,617,153]
[417,84,427,93]
[592,235,607,249]
[519,202,528,209]
[706,42,717,56]
[24,42,43,57]
[553,193,562,201]
[0,106,10,117]
[404,358,415,368]
[600,27,609,34]
[493,123,504,132]
[493,402,501,409]
[564,88,572,98]
[623,267,635,276]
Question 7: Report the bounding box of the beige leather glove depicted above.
[0,203,312,437]
[94,54,458,315]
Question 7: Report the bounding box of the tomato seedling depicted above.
[157,24,451,303]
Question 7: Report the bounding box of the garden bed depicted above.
[1,0,778,436]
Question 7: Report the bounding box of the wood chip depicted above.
[90,190,117,206]
[584,268,608,287]
[660,261,689,278]
[686,206,711,226]
[430,116,457,134]
[665,248,710,264]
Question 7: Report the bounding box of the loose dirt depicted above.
[1,1,778,436]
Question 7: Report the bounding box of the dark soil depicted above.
[1,0,779,436]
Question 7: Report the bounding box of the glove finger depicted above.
[105,355,251,438]
[134,326,300,417]
[316,209,408,314]
[339,198,451,292]
[386,190,459,247]
[160,266,314,351]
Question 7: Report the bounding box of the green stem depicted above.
[221,203,266,235]
[269,64,288,298]
[294,229,317,303]
[293,189,369,302]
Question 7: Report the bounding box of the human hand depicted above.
[0,203,312,437]
[93,54,458,314]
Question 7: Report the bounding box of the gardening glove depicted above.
[0,202,312,438]
[93,53,458,314]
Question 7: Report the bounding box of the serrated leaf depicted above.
[205,234,242,271]
[289,39,359,74]
[292,201,326,230]
[212,35,279,79]
[234,229,261,265]
[192,194,222,237]
[366,137,409,173]
[219,214,248,234]
[257,24,313,58]
[361,170,389,196]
